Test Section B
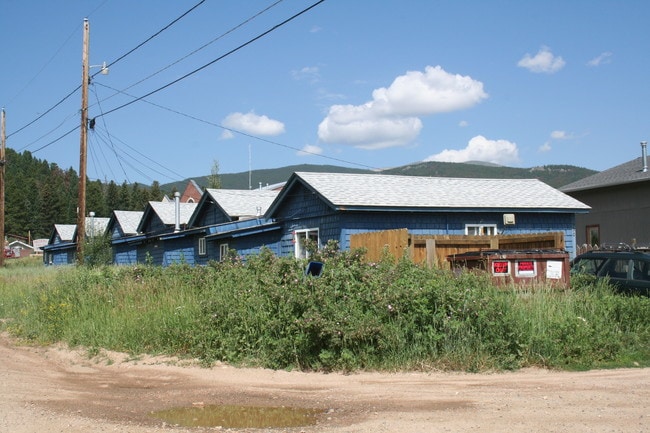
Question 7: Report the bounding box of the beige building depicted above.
[561,143,650,250]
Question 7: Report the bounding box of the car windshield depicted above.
[572,257,606,275]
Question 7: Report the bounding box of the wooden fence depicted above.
[349,229,565,268]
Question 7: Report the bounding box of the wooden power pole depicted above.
[76,18,90,265]
[0,108,6,267]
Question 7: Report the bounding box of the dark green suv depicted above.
[571,250,650,296]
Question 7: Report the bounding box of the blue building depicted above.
[188,188,280,264]
[263,172,591,259]
[43,217,110,265]
[134,199,197,266]
[43,224,76,265]
[106,210,144,265]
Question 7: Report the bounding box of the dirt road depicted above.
[0,333,647,432]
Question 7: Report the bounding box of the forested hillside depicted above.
[4,149,597,241]
[5,149,163,240]
[167,161,596,191]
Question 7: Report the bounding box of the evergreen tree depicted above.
[105,181,120,214]
[86,179,107,217]
[149,180,163,201]
[118,181,132,210]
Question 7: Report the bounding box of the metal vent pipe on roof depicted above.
[174,192,181,232]
[641,141,648,173]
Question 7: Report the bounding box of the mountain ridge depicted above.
[163,161,597,192]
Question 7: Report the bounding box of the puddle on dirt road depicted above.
[151,404,322,428]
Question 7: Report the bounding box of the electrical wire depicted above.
[13,1,345,184]
[99,0,285,103]
[96,0,326,119]
[95,0,206,78]
[92,125,187,181]
[95,82,381,171]
[7,0,206,140]
[90,85,129,181]
[8,86,80,140]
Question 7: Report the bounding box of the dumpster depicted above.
[447,249,570,288]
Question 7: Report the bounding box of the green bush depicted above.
[1,246,648,372]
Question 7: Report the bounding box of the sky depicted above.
[1,0,649,186]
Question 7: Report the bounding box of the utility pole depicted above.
[0,108,6,267]
[76,18,89,264]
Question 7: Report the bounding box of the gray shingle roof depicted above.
[205,189,279,218]
[112,211,144,235]
[54,224,76,241]
[148,201,197,225]
[560,157,650,192]
[293,172,590,210]
[85,217,110,237]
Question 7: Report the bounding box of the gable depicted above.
[269,181,331,220]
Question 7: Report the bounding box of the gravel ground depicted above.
[0,333,647,433]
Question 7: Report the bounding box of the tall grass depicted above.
[1,245,648,372]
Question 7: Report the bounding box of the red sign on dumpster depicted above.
[516,260,536,277]
[492,261,509,275]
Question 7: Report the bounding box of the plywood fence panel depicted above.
[349,228,409,263]
[350,230,566,268]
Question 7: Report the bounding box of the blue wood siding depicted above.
[193,203,231,227]
[113,244,138,265]
[137,239,163,265]
[48,249,75,266]
[162,237,196,266]
[110,225,125,238]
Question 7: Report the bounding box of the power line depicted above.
[91,85,129,181]
[101,0,285,102]
[96,0,206,78]
[7,0,206,139]
[28,125,79,154]
[96,0,327,119]
[95,82,381,172]
[7,86,80,140]
[92,125,186,181]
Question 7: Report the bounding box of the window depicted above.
[465,224,497,236]
[586,225,600,247]
[632,260,650,281]
[198,237,207,256]
[219,243,229,261]
[294,228,319,259]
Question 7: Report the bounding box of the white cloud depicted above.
[517,46,565,74]
[220,129,234,140]
[458,120,469,127]
[424,135,520,165]
[539,142,552,152]
[551,129,579,140]
[550,130,570,140]
[587,51,612,67]
[318,65,487,149]
[220,111,285,138]
[292,66,320,82]
[297,144,323,156]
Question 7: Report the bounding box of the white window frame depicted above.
[294,228,319,259]
[198,237,207,256]
[492,260,510,276]
[465,224,497,236]
[515,259,537,277]
[219,243,229,261]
